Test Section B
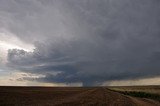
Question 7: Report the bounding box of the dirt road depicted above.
[0,87,159,106]
[54,88,160,106]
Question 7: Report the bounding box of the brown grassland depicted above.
[0,86,160,106]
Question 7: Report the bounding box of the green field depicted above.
[108,85,160,101]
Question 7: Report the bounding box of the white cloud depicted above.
[0,29,34,63]
[0,71,82,86]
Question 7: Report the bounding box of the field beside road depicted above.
[0,86,160,106]
[108,85,160,103]
[108,85,160,94]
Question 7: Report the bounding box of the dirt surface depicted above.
[0,87,160,106]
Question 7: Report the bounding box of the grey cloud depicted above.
[3,0,160,86]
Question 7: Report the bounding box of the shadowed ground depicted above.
[0,87,160,106]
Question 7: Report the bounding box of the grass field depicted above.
[108,85,160,102]
[108,85,160,94]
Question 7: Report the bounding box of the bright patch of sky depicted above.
[0,29,34,63]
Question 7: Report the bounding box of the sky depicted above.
[0,0,160,86]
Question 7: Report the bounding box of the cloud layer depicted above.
[0,0,160,86]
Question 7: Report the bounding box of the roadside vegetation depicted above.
[117,91,160,102]
[108,86,160,102]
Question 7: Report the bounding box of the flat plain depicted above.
[0,86,160,106]
[108,86,160,94]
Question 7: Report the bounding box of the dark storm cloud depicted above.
[3,0,160,86]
